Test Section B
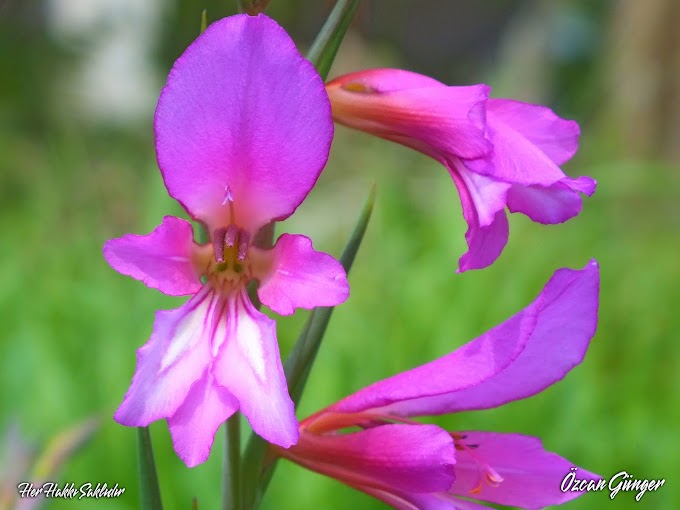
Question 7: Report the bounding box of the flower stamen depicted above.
[453,436,503,494]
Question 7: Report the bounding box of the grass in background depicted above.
[1,118,678,510]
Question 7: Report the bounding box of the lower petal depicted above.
[450,167,510,272]
[114,287,217,426]
[286,424,456,494]
[507,176,597,224]
[167,371,239,467]
[450,431,601,508]
[213,290,298,447]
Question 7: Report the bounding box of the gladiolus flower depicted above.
[103,14,349,467]
[326,69,596,272]
[276,261,601,509]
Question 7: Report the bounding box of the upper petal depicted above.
[155,14,333,232]
[286,424,456,494]
[167,371,239,467]
[450,432,601,508]
[327,69,492,161]
[114,287,217,426]
[255,233,349,316]
[465,98,581,187]
[328,261,599,417]
[103,216,202,296]
[212,289,298,447]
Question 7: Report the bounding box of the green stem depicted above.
[137,427,163,510]
[222,414,242,510]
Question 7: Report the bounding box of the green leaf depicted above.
[240,183,376,510]
[138,426,163,510]
[307,0,361,81]
[285,182,375,404]
[222,414,242,510]
[200,10,208,34]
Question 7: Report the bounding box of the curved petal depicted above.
[358,488,488,510]
[167,371,239,467]
[451,432,601,508]
[465,99,581,186]
[114,287,217,426]
[212,290,298,447]
[507,174,597,224]
[451,168,510,272]
[327,69,492,161]
[103,216,201,296]
[155,14,333,232]
[255,234,349,316]
[329,261,599,417]
[287,424,456,494]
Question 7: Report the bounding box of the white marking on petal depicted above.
[159,288,214,371]
[222,184,234,205]
[235,293,267,382]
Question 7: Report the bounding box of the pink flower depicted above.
[326,69,596,272]
[103,14,349,467]
[276,261,601,509]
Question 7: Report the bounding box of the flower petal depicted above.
[114,287,217,426]
[255,234,349,316]
[212,290,298,447]
[167,371,239,467]
[451,169,510,272]
[103,216,201,296]
[507,176,597,224]
[155,14,333,232]
[288,424,456,494]
[465,99,581,186]
[358,488,486,510]
[451,432,601,508]
[329,261,599,417]
[327,69,492,161]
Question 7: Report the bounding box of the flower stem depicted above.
[137,427,163,510]
[222,414,242,510]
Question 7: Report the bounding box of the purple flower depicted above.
[277,261,601,509]
[103,14,349,467]
[326,69,596,272]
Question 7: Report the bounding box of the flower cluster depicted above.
[104,12,600,509]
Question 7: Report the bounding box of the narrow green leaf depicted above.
[240,184,376,510]
[285,182,375,404]
[138,426,163,510]
[307,0,361,81]
[222,414,242,510]
[200,10,208,34]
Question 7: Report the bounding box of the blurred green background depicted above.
[1,0,678,509]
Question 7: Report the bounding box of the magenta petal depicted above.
[359,489,487,510]
[450,169,510,272]
[466,99,580,186]
[327,69,492,161]
[293,424,456,494]
[114,287,217,426]
[103,216,201,296]
[155,14,332,232]
[506,181,580,224]
[256,234,349,316]
[419,260,599,414]
[451,432,602,508]
[212,290,298,447]
[167,372,239,467]
[330,261,599,417]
